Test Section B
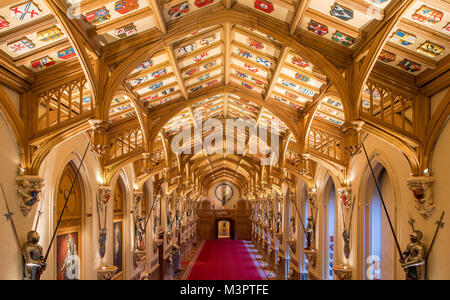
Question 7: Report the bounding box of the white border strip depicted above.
[244,242,269,280]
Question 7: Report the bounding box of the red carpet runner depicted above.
[184,240,268,280]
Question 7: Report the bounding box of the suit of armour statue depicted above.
[402,231,426,280]
[22,231,46,280]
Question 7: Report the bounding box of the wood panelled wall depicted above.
[197,209,251,241]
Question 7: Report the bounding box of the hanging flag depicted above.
[412,5,443,24]
[37,26,64,42]
[0,16,10,30]
[308,20,328,36]
[168,2,190,19]
[114,0,139,14]
[115,23,137,39]
[254,0,274,14]
[330,3,353,21]
[195,0,213,8]
[31,56,55,70]
[332,31,354,47]
[378,50,396,63]
[417,41,444,57]
[85,8,111,25]
[10,1,41,22]
[7,38,35,54]
[58,48,76,60]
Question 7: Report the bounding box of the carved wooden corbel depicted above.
[407,176,435,218]
[16,175,45,216]
[89,120,110,156]
[342,121,365,157]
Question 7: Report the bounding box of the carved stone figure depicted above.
[22,231,46,280]
[401,230,426,280]
[99,186,112,206]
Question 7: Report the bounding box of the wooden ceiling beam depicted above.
[87,7,153,38]
[79,0,113,14]
[13,39,71,66]
[147,0,167,34]
[398,18,450,48]
[0,15,58,44]
[270,0,295,11]
[290,0,311,35]
[384,42,438,70]
[44,0,100,103]
[224,23,231,85]
[304,8,360,38]
[265,45,289,101]
[353,0,405,61]
[0,51,35,83]
[224,0,235,10]
[337,0,384,20]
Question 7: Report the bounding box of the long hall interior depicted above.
[0,0,449,280]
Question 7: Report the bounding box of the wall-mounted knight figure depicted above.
[305,217,315,250]
[275,212,282,234]
[134,217,145,251]
[17,176,45,216]
[22,231,46,280]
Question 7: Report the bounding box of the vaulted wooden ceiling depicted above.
[0,0,448,190]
